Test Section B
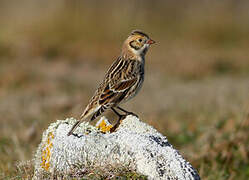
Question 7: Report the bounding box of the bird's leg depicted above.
[110,107,126,132]
[111,107,126,120]
[117,106,138,118]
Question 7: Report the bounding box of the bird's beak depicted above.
[147,39,156,45]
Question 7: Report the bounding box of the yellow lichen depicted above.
[40,131,54,171]
[47,137,50,144]
[96,118,113,133]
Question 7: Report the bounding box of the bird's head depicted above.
[122,30,155,59]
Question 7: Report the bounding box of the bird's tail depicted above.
[67,105,98,136]
[67,120,82,136]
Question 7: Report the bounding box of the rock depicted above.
[33,115,200,180]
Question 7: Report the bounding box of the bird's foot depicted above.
[119,114,127,120]
[110,115,126,133]
[116,106,139,118]
[126,112,139,118]
[110,121,121,133]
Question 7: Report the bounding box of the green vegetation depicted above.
[0,0,248,179]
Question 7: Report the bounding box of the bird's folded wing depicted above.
[99,77,138,105]
[111,78,138,92]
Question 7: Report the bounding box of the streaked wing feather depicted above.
[111,78,137,92]
[99,77,138,105]
[92,57,140,113]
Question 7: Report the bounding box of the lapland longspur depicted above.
[68,30,155,136]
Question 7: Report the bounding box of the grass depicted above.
[13,161,146,180]
[0,0,249,179]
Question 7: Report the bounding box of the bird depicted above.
[68,30,155,136]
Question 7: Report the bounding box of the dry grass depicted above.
[0,0,249,179]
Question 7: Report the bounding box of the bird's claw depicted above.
[126,112,139,118]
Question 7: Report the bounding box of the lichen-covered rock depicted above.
[33,115,200,180]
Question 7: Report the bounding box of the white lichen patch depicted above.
[33,116,200,180]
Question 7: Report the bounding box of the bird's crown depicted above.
[130,30,149,39]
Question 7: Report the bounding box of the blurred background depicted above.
[0,0,249,179]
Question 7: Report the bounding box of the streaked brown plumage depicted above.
[68,30,155,136]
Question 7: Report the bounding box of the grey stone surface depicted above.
[33,115,200,180]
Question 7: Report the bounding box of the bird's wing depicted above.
[81,58,140,119]
[99,76,138,106]
[87,76,138,122]
[97,58,140,106]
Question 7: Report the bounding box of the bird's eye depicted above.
[138,38,142,42]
